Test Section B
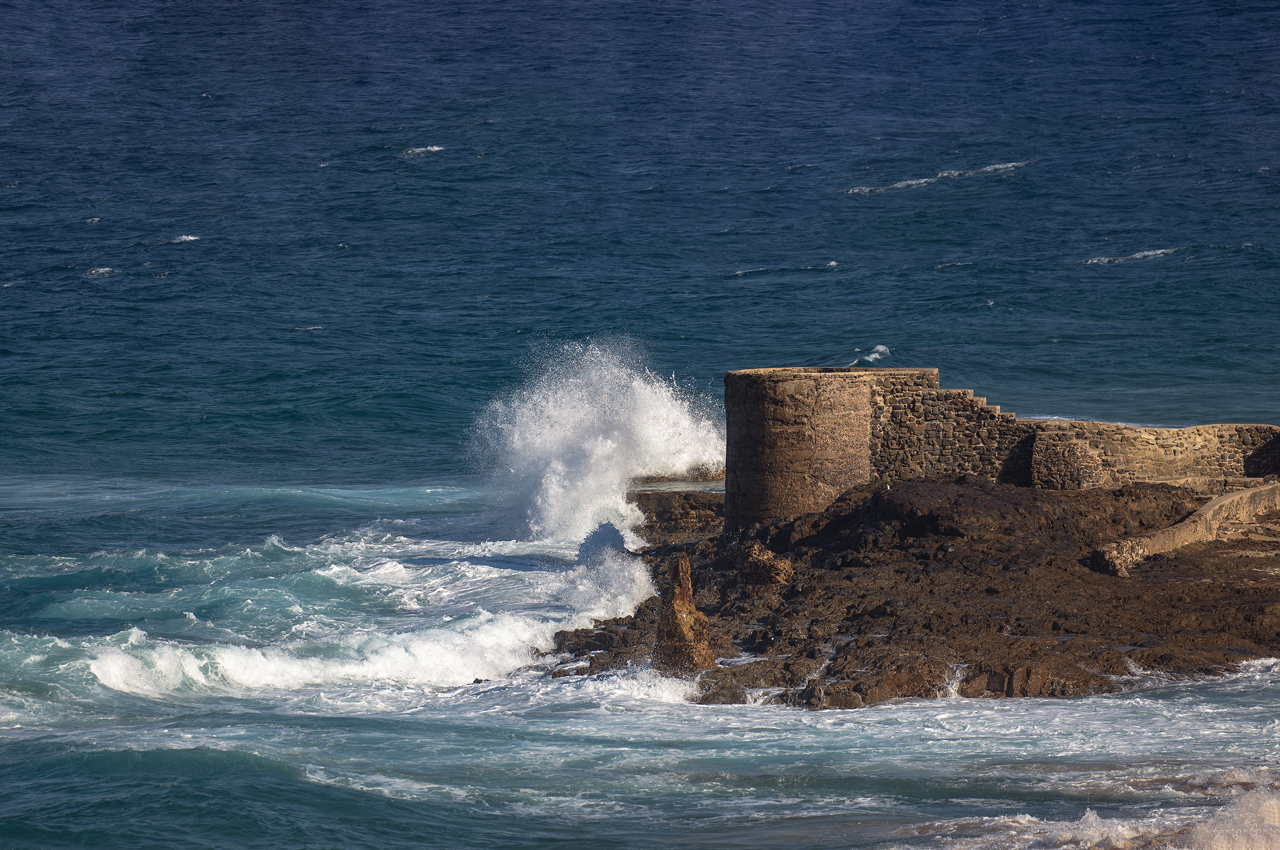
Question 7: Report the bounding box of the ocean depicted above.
[2,1,1279,846]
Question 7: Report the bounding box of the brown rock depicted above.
[736,540,794,586]
[557,477,1280,709]
[652,552,718,675]
[627,489,724,545]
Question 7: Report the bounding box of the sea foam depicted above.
[846,161,1030,194]
[472,341,724,543]
[1082,247,1185,265]
[84,542,656,698]
[847,345,890,366]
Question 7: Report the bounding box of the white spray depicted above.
[473,341,725,543]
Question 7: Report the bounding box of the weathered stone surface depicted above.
[627,489,724,546]
[724,367,881,529]
[652,552,717,676]
[1031,433,1107,490]
[722,540,793,587]
[723,367,1280,527]
[555,478,1280,708]
[1092,481,1280,575]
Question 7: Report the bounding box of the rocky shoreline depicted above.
[554,477,1280,708]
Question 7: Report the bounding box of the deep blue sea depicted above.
[3,1,1280,847]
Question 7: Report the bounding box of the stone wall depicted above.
[724,366,1280,528]
[1020,421,1280,487]
[724,368,874,528]
[867,372,1040,486]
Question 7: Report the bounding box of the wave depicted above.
[846,345,890,366]
[0,520,655,704]
[1081,247,1185,265]
[472,340,725,543]
[845,161,1030,194]
[75,539,655,698]
[83,267,119,278]
[913,787,1280,849]
[401,146,443,157]
[730,261,841,278]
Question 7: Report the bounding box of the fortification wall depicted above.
[868,374,1039,486]
[724,366,1280,529]
[1024,421,1280,486]
[724,368,875,527]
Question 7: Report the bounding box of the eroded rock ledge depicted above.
[554,477,1280,708]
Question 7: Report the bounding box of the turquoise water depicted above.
[3,1,1280,846]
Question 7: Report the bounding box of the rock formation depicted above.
[1092,481,1280,576]
[651,552,717,675]
[558,477,1280,707]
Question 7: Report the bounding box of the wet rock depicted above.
[556,478,1280,708]
[652,552,718,676]
[627,490,724,545]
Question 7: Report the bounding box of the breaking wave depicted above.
[847,345,890,366]
[472,341,725,543]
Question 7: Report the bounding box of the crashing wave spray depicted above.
[473,341,725,543]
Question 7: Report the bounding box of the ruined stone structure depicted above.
[725,367,1280,529]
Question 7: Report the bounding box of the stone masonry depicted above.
[725,367,1280,529]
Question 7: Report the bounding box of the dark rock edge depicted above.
[553,477,1280,709]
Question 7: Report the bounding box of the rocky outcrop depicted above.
[627,489,724,545]
[652,552,717,676]
[555,477,1280,708]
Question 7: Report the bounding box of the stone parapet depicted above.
[725,367,882,529]
[723,366,1280,528]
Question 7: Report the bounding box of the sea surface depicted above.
[3,1,1280,847]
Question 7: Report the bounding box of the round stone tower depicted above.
[723,367,877,530]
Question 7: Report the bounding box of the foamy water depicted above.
[472,340,724,542]
[2,350,1279,849]
[5,0,1280,844]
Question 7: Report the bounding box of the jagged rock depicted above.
[1090,538,1146,577]
[652,552,717,676]
[555,479,1280,708]
[627,489,725,545]
[734,540,794,586]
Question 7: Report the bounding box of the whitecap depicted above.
[86,539,658,697]
[846,345,890,366]
[83,267,119,278]
[401,146,444,157]
[890,177,938,189]
[846,160,1030,194]
[169,235,198,243]
[1083,247,1185,265]
[975,160,1031,173]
